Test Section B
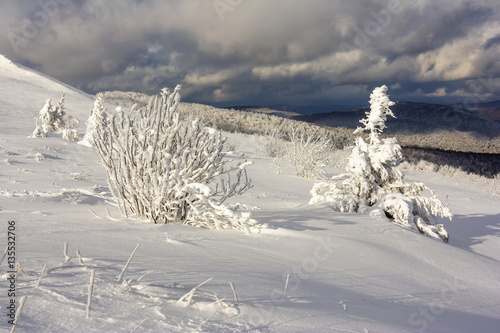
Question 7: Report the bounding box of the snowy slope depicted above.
[0,56,499,333]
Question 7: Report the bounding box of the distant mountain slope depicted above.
[469,100,500,122]
[293,101,500,154]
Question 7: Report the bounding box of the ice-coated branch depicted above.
[177,277,213,307]
[63,242,71,263]
[86,270,95,319]
[10,296,27,333]
[117,244,140,282]
[230,282,239,304]
[34,263,47,288]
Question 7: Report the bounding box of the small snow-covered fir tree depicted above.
[53,94,66,131]
[93,85,258,231]
[32,94,79,141]
[310,85,452,242]
[81,95,107,147]
[32,99,54,138]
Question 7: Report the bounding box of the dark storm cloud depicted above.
[0,0,499,107]
[484,34,500,50]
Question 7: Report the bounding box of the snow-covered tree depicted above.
[81,95,107,147]
[33,99,55,137]
[93,85,258,231]
[32,94,78,140]
[310,85,452,242]
[53,94,66,129]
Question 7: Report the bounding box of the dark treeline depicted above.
[402,147,500,178]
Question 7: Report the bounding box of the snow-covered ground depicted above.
[0,54,499,332]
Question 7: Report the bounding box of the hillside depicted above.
[1,55,500,332]
[470,100,500,122]
[294,101,500,154]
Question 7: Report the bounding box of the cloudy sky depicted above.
[1,0,499,111]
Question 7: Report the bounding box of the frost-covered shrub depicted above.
[32,94,79,141]
[257,125,287,158]
[61,115,80,142]
[93,85,257,230]
[257,122,337,178]
[310,85,452,242]
[287,124,332,179]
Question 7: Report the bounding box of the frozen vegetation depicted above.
[310,86,452,242]
[91,85,256,230]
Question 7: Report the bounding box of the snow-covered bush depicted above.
[32,94,79,141]
[260,123,334,179]
[310,85,452,242]
[257,125,287,158]
[287,124,332,179]
[61,117,79,141]
[93,85,257,230]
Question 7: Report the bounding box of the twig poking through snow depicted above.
[130,318,148,333]
[76,247,84,265]
[214,294,226,308]
[137,272,150,282]
[339,300,347,311]
[0,246,8,269]
[117,244,140,282]
[197,305,220,330]
[16,263,26,276]
[230,282,239,304]
[284,273,290,299]
[86,270,95,319]
[10,295,27,333]
[177,277,213,307]
[34,263,47,288]
[88,209,102,219]
[63,242,71,263]
[124,279,132,291]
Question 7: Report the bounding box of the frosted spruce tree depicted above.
[32,94,79,141]
[81,95,107,147]
[93,85,258,231]
[310,85,452,242]
[33,98,57,137]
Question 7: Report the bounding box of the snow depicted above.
[1,56,500,332]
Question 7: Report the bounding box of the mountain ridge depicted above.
[291,101,500,154]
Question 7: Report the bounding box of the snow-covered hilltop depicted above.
[1,55,499,332]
